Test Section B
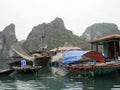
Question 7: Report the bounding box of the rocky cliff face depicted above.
[0,24,18,59]
[23,17,82,52]
[81,23,120,41]
[1,18,120,59]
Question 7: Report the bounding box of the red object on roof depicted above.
[90,34,120,43]
[84,51,105,63]
[50,46,81,52]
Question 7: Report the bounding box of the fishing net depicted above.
[11,43,35,61]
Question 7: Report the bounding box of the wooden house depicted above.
[90,34,120,60]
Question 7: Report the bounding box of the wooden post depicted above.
[114,41,116,59]
[33,55,36,66]
[96,44,98,51]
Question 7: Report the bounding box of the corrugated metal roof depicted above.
[84,51,105,63]
[50,46,81,52]
[90,34,120,43]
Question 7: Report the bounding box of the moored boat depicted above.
[32,52,51,67]
[11,42,51,67]
[61,50,119,76]
[7,58,42,74]
[0,69,14,76]
[51,34,120,76]
[63,61,120,76]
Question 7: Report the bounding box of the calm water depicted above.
[0,60,120,90]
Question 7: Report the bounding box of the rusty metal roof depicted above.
[84,51,105,63]
[50,46,81,52]
[90,34,120,43]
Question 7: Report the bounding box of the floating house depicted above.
[61,34,120,76]
[90,34,120,60]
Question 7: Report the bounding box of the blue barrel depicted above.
[21,59,27,67]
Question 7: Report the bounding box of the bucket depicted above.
[21,60,27,67]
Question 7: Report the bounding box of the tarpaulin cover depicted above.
[84,51,105,63]
[61,50,105,64]
[62,50,89,64]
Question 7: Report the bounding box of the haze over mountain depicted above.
[81,23,120,41]
[23,17,87,52]
[0,24,17,59]
[0,0,120,41]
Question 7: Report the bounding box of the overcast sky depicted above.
[0,0,120,40]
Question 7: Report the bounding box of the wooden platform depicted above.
[13,66,42,74]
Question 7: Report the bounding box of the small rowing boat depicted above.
[0,69,14,76]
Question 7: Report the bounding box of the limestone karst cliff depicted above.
[1,18,120,59]
[81,23,120,41]
[23,17,83,52]
[0,24,18,58]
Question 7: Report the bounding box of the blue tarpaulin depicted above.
[61,50,89,64]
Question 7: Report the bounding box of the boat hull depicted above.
[0,69,14,76]
[69,68,116,75]
[63,63,120,76]
[36,56,51,67]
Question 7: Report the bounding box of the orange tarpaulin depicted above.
[84,51,105,63]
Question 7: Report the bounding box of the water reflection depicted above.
[67,73,120,90]
[0,67,120,90]
[51,67,68,76]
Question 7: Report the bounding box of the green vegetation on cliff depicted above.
[23,18,89,52]
[23,18,120,52]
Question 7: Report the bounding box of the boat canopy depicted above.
[83,51,105,63]
[50,46,81,52]
[62,50,89,64]
[90,34,120,44]
[61,50,105,64]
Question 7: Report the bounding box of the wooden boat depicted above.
[11,40,51,67]
[8,59,42,74]
[63,61,120,76]
[12,66,42,74]
[32,53,51,67]
[54,34,120,76]
[60,50,117,76]
[0,69,14,76]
